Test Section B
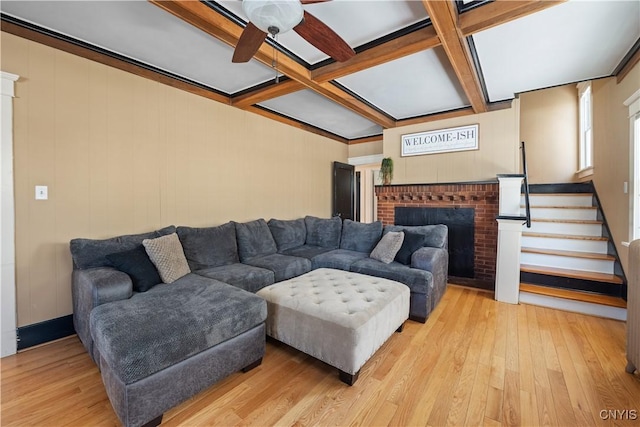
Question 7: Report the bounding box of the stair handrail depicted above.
[521,141,532,228]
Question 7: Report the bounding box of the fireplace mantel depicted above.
[375,182,499,290]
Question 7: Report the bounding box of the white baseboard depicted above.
[519,291,627,321]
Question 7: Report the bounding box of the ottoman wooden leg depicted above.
[141,414,163,427]
[242,358,263,373]
[339,369,360,386]
[396,322,405,333]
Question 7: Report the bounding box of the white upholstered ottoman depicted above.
[256,268,410,385]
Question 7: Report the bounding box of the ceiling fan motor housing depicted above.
[242,0,304,35]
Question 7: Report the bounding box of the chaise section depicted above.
[90,275,266,427]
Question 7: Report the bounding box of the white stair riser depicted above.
[521,253,614,274]
[521,194,593,207]
[522,235,608,254]
[524,207,597,221]
[525,221,602,236]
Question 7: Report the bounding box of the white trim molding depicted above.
[625,89,640,242]
[1,71,19,357]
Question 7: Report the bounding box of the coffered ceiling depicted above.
[1,0,639,143]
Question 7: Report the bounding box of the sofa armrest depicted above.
[72,267,132,363]
[412,247,448,286]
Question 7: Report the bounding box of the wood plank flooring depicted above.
[2,285,639,426]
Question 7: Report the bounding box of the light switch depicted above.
[35,185,48,200]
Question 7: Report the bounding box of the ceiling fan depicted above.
[232,0,356,63]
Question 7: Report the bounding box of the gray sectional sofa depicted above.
[70,216,448,427]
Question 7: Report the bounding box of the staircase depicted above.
[518,183,627,320]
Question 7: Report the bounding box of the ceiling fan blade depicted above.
[232,22,267,63]
[293,10,355,62]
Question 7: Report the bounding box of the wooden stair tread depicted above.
[525,193,593,196]
[521,247,614,261]
[521,205,596,210]
[520,283,626,308]
[522,232,608,241]
[520,264,623,284]
[530,219,602,225]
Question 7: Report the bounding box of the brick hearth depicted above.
[375,182,499,290]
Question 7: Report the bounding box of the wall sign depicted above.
[401,124,479,157]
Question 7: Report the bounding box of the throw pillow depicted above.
[142,233,191,283]
[395,231,426,265]
[370,231,404,264]
[106,246,162,292]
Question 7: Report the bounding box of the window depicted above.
[625,89,640,241]
[578,81,593,171]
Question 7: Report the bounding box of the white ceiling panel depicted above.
[216,0,428,64]
[1,0,275,93]
[336,47,469,119]
[473,0,640,102]
[259,89,383,139]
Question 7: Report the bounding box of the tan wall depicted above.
[2,32,347,327]
[383,102,520,184]
[348,140,383,159]
[591,63,640,275]
[519,85,579,184]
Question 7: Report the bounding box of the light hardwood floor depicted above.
[2,285,639,426]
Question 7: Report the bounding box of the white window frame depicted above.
[577,81,593,174]
[624,89,640,242]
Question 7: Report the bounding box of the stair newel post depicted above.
[495,174,527,304]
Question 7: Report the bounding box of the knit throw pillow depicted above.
[143,233,190,283]
[370,231,404,264]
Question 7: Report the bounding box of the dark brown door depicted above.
[333,161,355,220]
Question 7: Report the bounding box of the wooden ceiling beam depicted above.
[422,0,487,114]
[459,0,567,36]
[311,26,440,83]
[149,0,395,128]
[231,79,306,108]
[244,106,349,143]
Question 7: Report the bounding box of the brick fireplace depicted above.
[375,182,499,290]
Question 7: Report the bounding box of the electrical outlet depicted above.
[35,185,48,200]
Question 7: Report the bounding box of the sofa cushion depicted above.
[339,220,383,253]
[177,222,239,270]
[70,225,176,270]
[281,245,334,260]
[90,274,266,385]
[383,224,448,249]
[268,218,306,252]
[235,219,278,262]
[350,258,433,295]
[311,249,369,271]
[395,231,427,265]
[106,246,161,293]
[194,263,275,293]
[305,216,342,249]
[143,233,191,283]
[243,253,311,282]
[370,231,404,264]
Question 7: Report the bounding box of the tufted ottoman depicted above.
[256,268,410,385]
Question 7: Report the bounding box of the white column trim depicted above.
[1,71,19,357]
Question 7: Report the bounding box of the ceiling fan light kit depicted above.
[242,0,304,35]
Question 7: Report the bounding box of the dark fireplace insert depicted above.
[395,207,475,278]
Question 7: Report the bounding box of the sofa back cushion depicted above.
[70,225,176,270]
[235,219,278,262]
[340,219,383,253]
[305,216,342,249]
[176,222,239,271]
[268,218,306,252]
[383,224,448,249]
